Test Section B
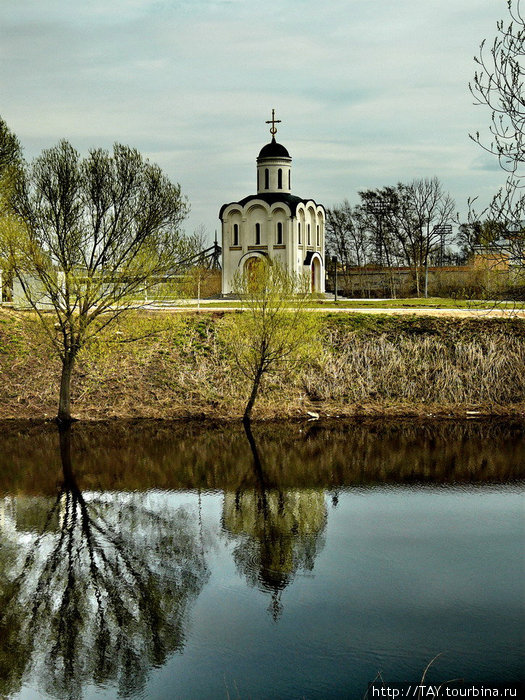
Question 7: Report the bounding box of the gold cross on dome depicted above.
[266,109,281,137]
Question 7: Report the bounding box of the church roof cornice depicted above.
[219,193,324,219]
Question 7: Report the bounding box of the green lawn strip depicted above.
[161,297,524,311]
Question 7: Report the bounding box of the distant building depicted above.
[471,246,510,271]
[220,112,325,294]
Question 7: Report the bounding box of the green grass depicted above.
[169,297,525,310]
[311,297,491,309]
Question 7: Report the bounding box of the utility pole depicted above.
[332,255,338,302]
[366,199,390,267]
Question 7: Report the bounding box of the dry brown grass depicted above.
[302,332,525,406]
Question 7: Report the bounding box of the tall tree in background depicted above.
[402,178,455,296]
[358,187,401,269]
[457,219,508,261]
[358,187,404,297]
[0,117,22,178]
[357,180,454,296]
[325,200,371,295]
[1,140,191,423]
[326,200,371,268]
[470,0,524,261]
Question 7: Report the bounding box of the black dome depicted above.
[257,138,290,159]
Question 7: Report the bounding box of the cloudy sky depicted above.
[0,0,507,242]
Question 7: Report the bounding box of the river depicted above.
[0,419,523,699]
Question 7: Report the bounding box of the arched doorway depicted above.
[243,255,266,292]
[311,257,321,293]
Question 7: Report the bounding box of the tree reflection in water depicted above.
[0,425,209,699]
[222,420,327,620]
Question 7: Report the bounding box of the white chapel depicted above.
[220,112,325,294]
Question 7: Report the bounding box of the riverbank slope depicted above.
[1,308,524,420]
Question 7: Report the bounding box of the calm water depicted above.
[0,419,523,699]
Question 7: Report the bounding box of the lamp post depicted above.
[366,199,390,267]
[432,224,453,267]
[425,223,452,297]
[366,197,395,297]
[331,255,338,302]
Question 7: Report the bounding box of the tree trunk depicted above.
[243,368,264,423]
[57,354,75,424]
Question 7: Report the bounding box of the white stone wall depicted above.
[221,199,325,294]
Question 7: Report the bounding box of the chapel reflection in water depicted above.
[0,425,209,699]
[222,421,327,619]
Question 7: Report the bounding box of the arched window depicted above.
[233,223,239,246]
[316,225,320,246]
[255,222,261,245]
[288,171,291,189]
[277,222,283,245]
[278,168,282,189]
[298,223,301,244]
[265,169,269,189]
[307,224,311,245]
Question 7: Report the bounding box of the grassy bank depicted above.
[0,308,524,420]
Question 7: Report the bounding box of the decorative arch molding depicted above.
[221,204,244,220]
[303,250,324,267]
[303,251,324,294]
[238,250,272,268]
[269,204,291,218]
[299,200,326,219]
[246,202,270,217]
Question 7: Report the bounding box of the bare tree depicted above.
[358,187,405,297]
[469,0,524,267]
[327,182,454,298]
[395,178,455,297]
[326,200,371,269]
[326,200,372,296]
[471,0,524,181]
[358,188,398,267]
[357,182,454,297]
[2,140,191,422]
